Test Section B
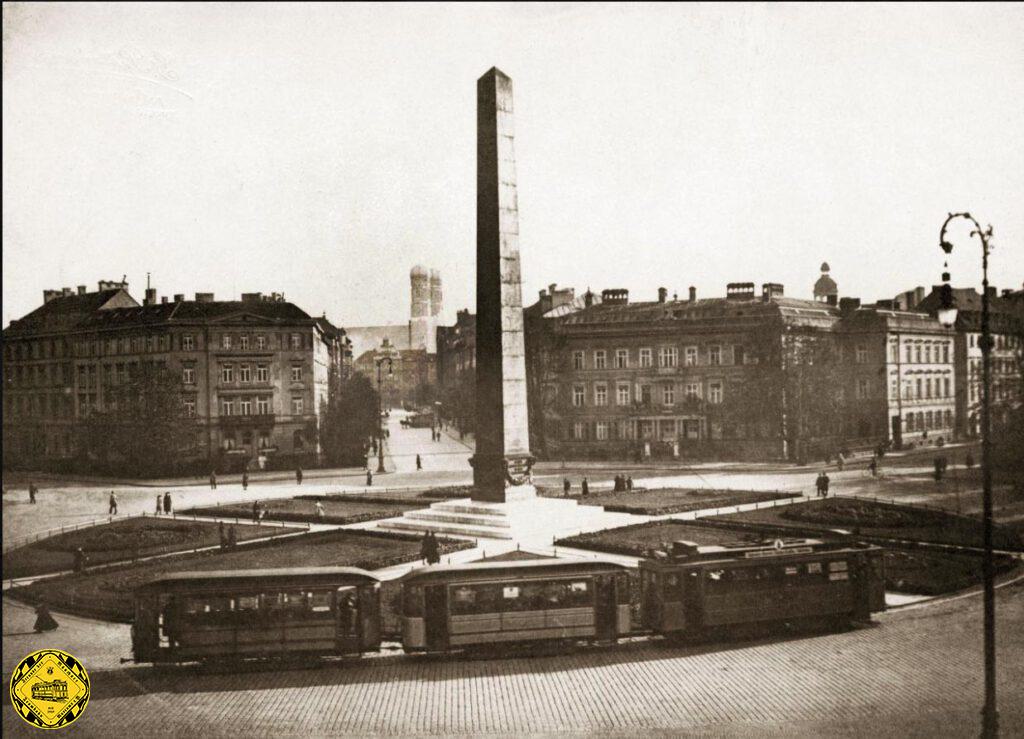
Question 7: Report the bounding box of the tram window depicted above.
[236,595,260,612]
[502,586,520,600]
[183,595,233,625]
[310,591,333,613]
[403,586,423,617]
[807,562,823,574]
[829,561,849,572]
[450,584,501,615]
[784,566,799,576]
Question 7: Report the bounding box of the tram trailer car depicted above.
[640,539,885,640]
[399,559,632,653]
[132,567,381,664]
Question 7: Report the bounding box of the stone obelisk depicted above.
[472,67,534,503]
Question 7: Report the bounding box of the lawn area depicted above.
[715,497,1023,550]
[570,488,797,515]
[2,517,304,579]
[186,496,428,525]
[557,519,762,556]
[9,528,473,623]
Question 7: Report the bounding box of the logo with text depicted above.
[10,650,90,729]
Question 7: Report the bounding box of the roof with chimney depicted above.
[3,288,138,337]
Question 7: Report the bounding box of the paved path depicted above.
[3,582,1022,737]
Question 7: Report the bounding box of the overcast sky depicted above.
[4,2,1023,329]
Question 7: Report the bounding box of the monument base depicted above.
[376,492,637,547]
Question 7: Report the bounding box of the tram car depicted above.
[31,680,68,702]
[640,538,885,640]
[398,559,632,653]
[131,567,381,664]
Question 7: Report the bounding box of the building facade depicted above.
[3,283,349,471]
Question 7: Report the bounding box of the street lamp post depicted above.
[375,349,395,474]
[938,211,997,738]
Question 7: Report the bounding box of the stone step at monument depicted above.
[377,519,513,540]
[403,510,512,527]
[430,501,510,517]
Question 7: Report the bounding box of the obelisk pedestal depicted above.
[470,67,535,503]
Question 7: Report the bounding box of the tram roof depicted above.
[135,567,379,592]
[399,558,631,584]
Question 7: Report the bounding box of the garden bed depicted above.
[2,517,304,579]
[8,528,473,623]
[574,488,797,515]
[556,519,762,557]
[185,496,427,526]
[714,497,1023,550]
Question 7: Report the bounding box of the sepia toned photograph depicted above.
[2,3,1022,737]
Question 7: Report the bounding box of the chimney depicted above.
[688,286,697,302]
[726,282,755,300]
[1003,288,1013,297]
[657,287,668,303]
[839,297,861,314]
[601,289,629,305]
[875,299,896,310]
[62,287,72,297]
[761,283,784,302]
[914,286,925,307]
[161,296,169,304]
[538,289,548,298]
[144,288,157,306]
[583,290,594,308]
[195,292,215,303]
[241,292,262,303]
[173,293,185,303]
[826,294,838,306]
[549,283,557,296]
[77,285,87,295]
[43,289,61,304]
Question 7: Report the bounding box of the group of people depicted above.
[420,530,441,564]
[815,471,831,497]
[154,491,173,515]
[612,474,634,492]
[562,476,591,497]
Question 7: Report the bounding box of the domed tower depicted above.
[814,262,838,303]
[429,269,443,317]
[410,265,430,319]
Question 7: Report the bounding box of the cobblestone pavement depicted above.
[4,582,1022,737]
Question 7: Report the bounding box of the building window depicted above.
[663,385,675,406]
[573,350,585,370]
[221,364,234,383]
[572,385,585,407]
[222,334,232,350]
[573,422,585,440]
[905,345,913,363]
[639,348,653,368]
[240,335,250,350]
[708,345,721,366]
[615,349,629,368]
[890,342,899,363]
[684,382,701,400]
[944,377,951,397]
[256,364,269,382]
[239,398,253,416]
[256,334,266,350]
[182,367,196,385]
[291,365,302,382]
[856,378,870,399]
[942,344,950,363]
[856,345,868,363]
[640,384,652,405]
[915,378,922,398]
[239,365,252,383]
[184,399,196,417]
[182,334,195,351]
[708,381,723,404]
[291,396,304,414]
[256,396,270,415]
[594,383,608,406]
[221,399,235,416]
[616,383,630,406]
[683,346,697,366]
[595,421,609,441]
[925,378,932,399]
[915,345,921,363]
[659,347,678,368]
[594,350,607,369]
[290,333,302,350]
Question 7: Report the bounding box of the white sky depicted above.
[3,2,1023,328]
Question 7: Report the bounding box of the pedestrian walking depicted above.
[296,466,303,485]
[934,457,944,482]
[815,472,824,497]
[34,603,59,633]
[837,453,845,471]
[29,483,37,504]
[822,471,830,498]
[163,491,172,515]
[626,476,634,491]
[420,531,431,563]
[109,491,118,515]
[252,500,260,524]
[426,531,440,565]
[210,471,217,490]
[868,458,878,477]
[315,501,325,520]
[563,477,571,497]
[416,454,422,471]
[155,495,162,515]
[219,521,227,550]
[74,547,88,573]
[227,525,237,549]
[581,477,590,497]
[242,470,249,491]
[367,470,373,487]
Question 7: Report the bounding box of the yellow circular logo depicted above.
[9,650,90,730]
